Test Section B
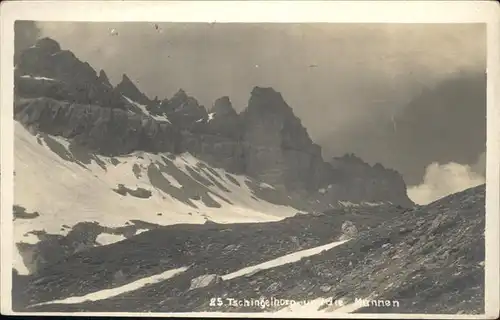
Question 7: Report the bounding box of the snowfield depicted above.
[13,122,298,274]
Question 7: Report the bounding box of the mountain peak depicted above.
[98,70,112,88]
[115,73,151,105]
[251,86,279,95]
[333,153,370,166]
[173,88,188,100]
[119,73,137,87]
[156,89,208,129]
[16,38,127,109]
[34,37,61,54]
[211,96,237,116]
[246,86,293,117]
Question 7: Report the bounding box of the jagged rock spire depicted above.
[115,73,151,105]
[98,70,112,88]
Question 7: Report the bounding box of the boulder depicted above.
[341,220,359,239]
[188,274,223,290]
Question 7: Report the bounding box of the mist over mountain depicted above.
[318,71,486,186]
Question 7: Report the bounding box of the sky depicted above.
[16,22,487,204]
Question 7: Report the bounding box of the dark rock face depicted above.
[15,38,126,110]
[14,98,180,155]
[212,96,238,117]
[113,184,152,199]
[206,96,242,138]
[159,89,209,130]
[240,87,329,195]
[114,74,152,106]
[13,205,40,220]
[328,153,413,207]
[179,96,246,173]
[179,131,246,174]
[98,70,113,89]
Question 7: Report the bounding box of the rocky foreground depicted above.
[13,185,485,314]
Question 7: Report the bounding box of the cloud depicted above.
[471,151,486,177]
[407,162,485,205]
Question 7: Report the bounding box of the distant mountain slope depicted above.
[14,185,484,314]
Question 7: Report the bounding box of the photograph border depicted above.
[1,1,499,318]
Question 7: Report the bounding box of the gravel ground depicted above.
[14,185,485,315]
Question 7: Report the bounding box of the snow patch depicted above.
[208,112,216,122]
[20,75,56,81]
[19,233,40,244]
[172,153,201,176]
[363,201,384,207]
[96,233,127,246]
[222,239,349,281]
[122,95,170,123]
[259,182,275,190]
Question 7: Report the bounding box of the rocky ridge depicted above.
[14,37,414,207]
